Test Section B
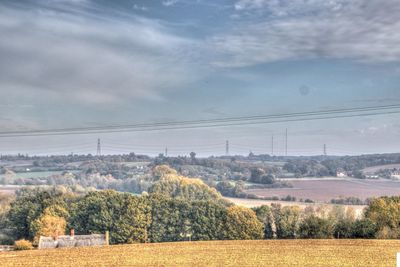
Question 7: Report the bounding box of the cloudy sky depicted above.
[0,0,400,156]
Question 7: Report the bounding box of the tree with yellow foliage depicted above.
[225,206,264,240]
[365,196,400,238]
[149,165,222,202]
[31,206,67,244]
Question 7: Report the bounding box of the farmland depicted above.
[246,178,400,202]
[1,240,399,267]
[362,163,400,174]
[0,185,21,195]
[0,171,68,180]
[225,197,367,217]
[225,195,365,209]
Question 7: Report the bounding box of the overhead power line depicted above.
[0,104,399,138]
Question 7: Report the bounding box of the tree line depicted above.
[1,165,400,245]
[2,188,263,245]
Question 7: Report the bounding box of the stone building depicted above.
[38,230,109,249]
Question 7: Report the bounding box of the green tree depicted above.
[253,205,274,239]
[216,181,235,197]
[0,193,14,244]
[249,168,265,183]
[299,215,333,239]
[147,195,227,242]
[189,152,196,163]
[7,187,70,240]
[273,205,302,239]
[334,219,354,239]
[70,190,151,244]
[189,200,227,241]
[147,194,191,243]
[330,206,355,239]
[351,218,377,238]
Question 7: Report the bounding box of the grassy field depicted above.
[362,163,400,174]
[1,240,399,267]
[246,178,400,202]
[0,171,76,180]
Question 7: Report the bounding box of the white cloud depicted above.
[234,0,347,14]
[234,0,268,11]
[162,0,179,7]
[133,4,148,11]
[0,5,199,107]
[49,0,89,3]
[215,0,400,66]
[356,123,395,136]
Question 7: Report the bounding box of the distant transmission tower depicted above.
[271,135,274,156]
[165,147,168,157]
[225,140,229,156]
[96,138,101,156]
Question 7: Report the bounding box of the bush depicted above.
[299,215,333,238]
[274,206,302,239]
[281,195,296,202]
[14,239,33,250]
[351,218,377,238]
[0,232,15,245]
[333,219,353,238]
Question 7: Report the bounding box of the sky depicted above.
[0,0,400,156]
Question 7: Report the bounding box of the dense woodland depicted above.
[1,165,400,246]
